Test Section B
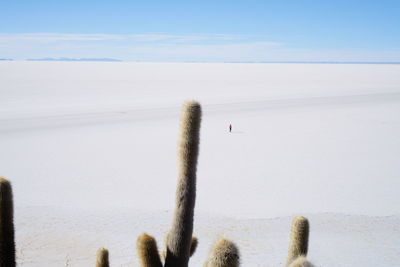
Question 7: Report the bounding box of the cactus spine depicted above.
[0,177,15,267]
[287,216,309,266]
[137,233,163,267]
[204,238,240,267]
[165,100,202,267]
[96,248,109,267]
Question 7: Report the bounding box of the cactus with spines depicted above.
[288,256,314,267]
[164,100,201,267]
[137,100,203,267]
[96,248,110,267]
[135,101,242,267]
[137,234,163,267]
[287,216,309,266]
[204,238,240,267]
[0,177,15,267]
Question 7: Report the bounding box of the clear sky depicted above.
[1,0,399,62]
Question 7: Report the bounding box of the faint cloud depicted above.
[0,32,281,45]
[0,33,124,42]
[1,32,398,62]
[0,32,283,61]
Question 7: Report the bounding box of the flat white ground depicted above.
[1,62,399,266]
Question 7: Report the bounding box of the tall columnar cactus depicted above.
[137,233,163,267]
[288,256,314,267]
[0,177,15,267]
[204,238,240,267]
[287,216,309,266]
[164,100,202,267]
[136,101,240,267]
[96,248,110,267]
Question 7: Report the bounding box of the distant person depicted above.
[229,124,232,133]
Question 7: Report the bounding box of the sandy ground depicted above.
[15,207,400,266]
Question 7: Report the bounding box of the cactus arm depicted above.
[137,233,163,267]
[287,216,309,266]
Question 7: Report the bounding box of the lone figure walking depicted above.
[229,124,232,133]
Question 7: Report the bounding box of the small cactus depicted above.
[165,100,202,267]
[288,256,314,267]
[287,216,309,266]
[204,238,240,267]
[137,233,163,267]
[96,248,109,267]
[0,177,15,267]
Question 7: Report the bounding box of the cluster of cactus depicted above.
[92,100,239,267]
[0,100,315,267]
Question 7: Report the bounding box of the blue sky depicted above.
[1,0,399,61]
